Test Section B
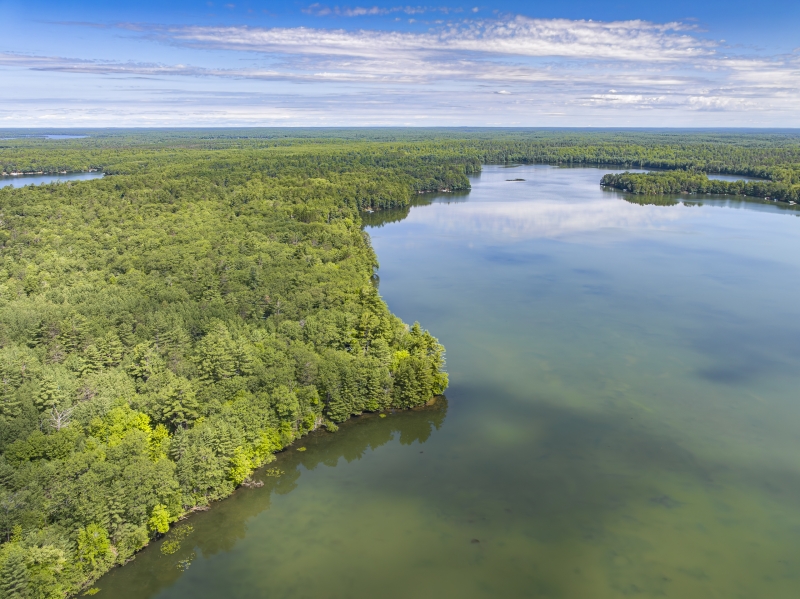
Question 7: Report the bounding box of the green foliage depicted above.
[157,376,199,431]
[227,446,254,486]
[147,505,170,536]
[0,544,29,599]
[76,525,111,570]
[601,170,800,202]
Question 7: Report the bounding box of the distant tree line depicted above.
[600,171,800,203]
[5,129,800,203]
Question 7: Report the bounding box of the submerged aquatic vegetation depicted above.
[160,526,194,556]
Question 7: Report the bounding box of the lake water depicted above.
[0,171,103,189]
[96,165,800,599]
[707,173,765,182]
[0,134,88,140]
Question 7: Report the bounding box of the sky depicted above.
[1,0,799,127]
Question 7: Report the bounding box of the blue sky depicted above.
[1,0,799,127]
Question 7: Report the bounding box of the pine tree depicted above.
[0,546,30,599]
[160,377,199,430]
[80,345,103,376]
[98,333,124,367]
[35,376,60,413]
[128,343,163,382]
[194,324,236,382]
[115,315,136,347]
[0,383,22,422]
[0,347,35,421]
[56,315,87,354]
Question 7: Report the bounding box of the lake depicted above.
[0,171,103,189]
[0,134,88,140]
[706,173,765,182]
[95,165,800,599]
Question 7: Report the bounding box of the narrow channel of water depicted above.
[706,173,765,182]
[0,171,104,189]
[96,165,800,599]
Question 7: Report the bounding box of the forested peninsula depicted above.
[0,136,463,598]
[600,170,800,203]
[2,129,800,598]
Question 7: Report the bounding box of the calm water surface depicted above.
[0,134,88,140]
[0,171,103,188]
[97,165,800,599]
[706,173,765,182]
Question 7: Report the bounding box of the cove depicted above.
[95,165,800,599]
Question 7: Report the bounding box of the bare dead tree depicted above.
[44,405,77,431]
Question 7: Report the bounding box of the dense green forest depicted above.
[0,138,459,598]
[2,128,800,598]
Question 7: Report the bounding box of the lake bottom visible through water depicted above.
[97,165,800,599]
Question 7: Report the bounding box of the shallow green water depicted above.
[97,165,800,599]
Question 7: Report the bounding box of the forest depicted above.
[1,128,800,598]
[4,128,800,203]
[599,170,800,202]
[0,137,459,598]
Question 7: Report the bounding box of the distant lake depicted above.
[96,165,800,599]
[707,173,765,182]
[0,134,88,140]
[0,171,104,189]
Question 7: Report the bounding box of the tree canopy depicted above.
[0,135,453,597]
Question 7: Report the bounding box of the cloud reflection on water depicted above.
[405,197,686,240]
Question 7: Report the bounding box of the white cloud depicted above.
[583,94,666,108]
[302,4,454,17]
[3,14,800,126]
[0,52,286,80]
[688,96,757,111]
[164,17,713,62]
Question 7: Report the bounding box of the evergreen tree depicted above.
[0,545,29,599]
[79,346,103,377]
[97,333,124,367]
[194,324,236,382]
[160,377,199,430]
